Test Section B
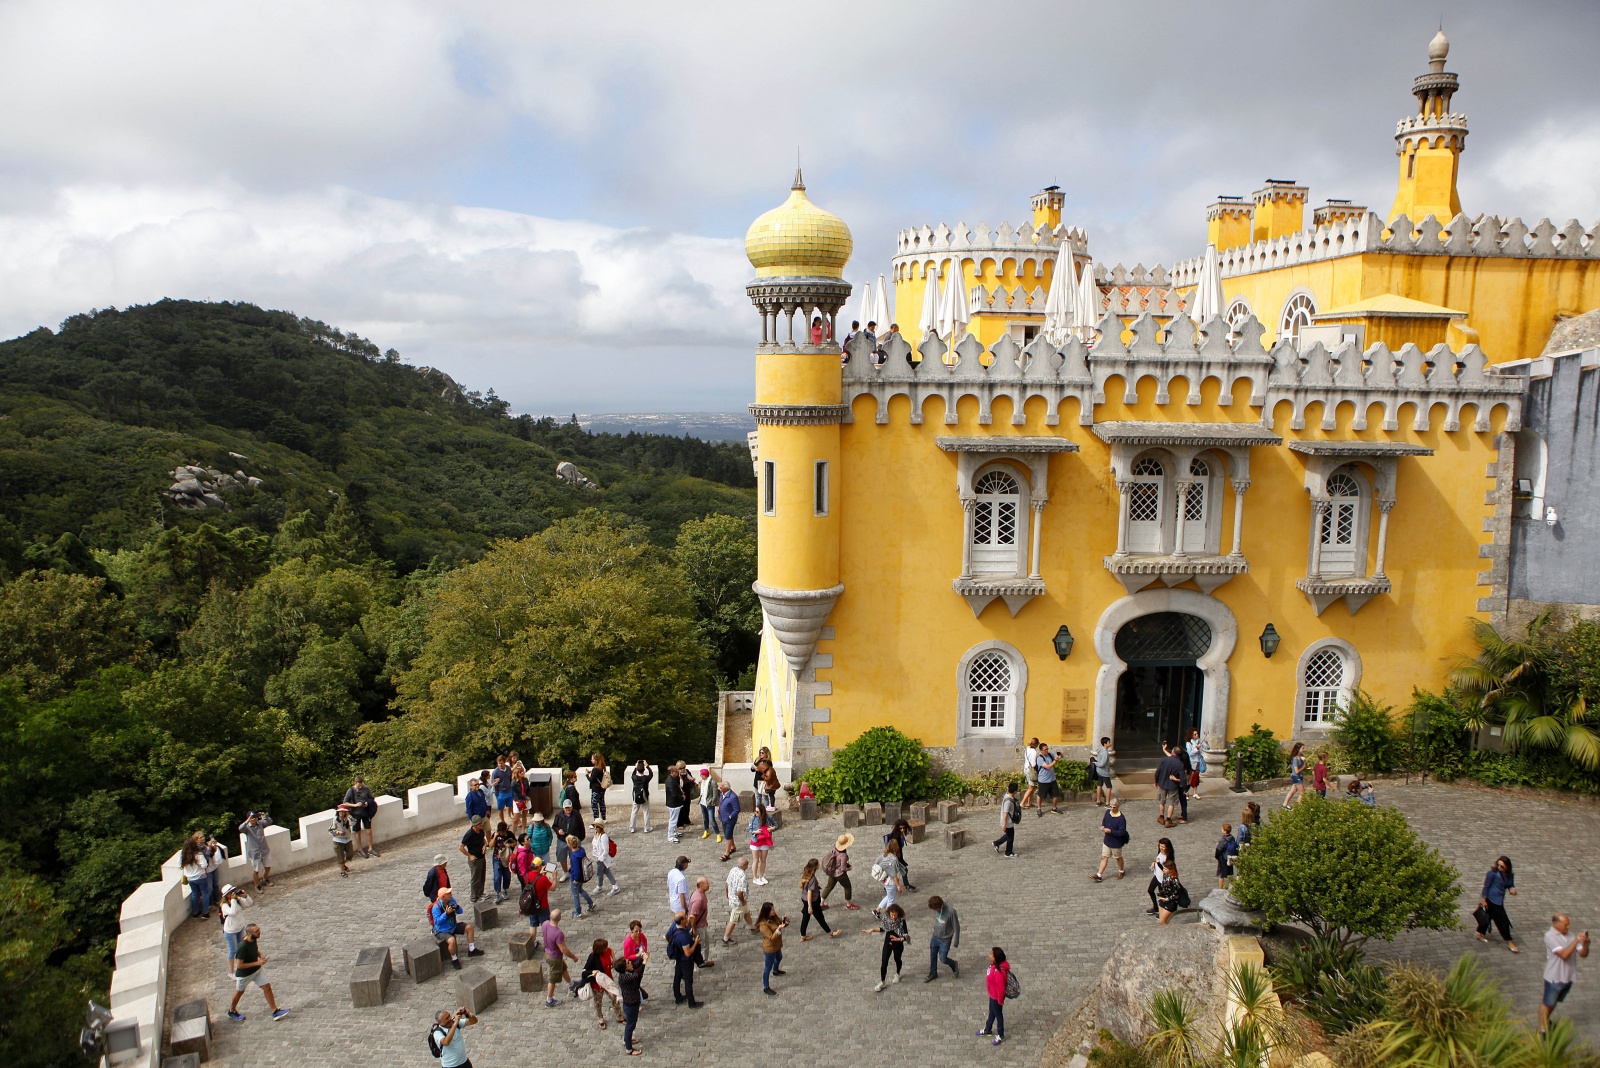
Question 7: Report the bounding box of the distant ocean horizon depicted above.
[531,411,757,442]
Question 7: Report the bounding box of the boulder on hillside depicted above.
[1091,923,1225,1045]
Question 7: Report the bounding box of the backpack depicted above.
[580,857,595,883]
[1004,968,1022,1000]
[602,766,613,790]
[519,885,539,916]
[869,860,887,882]
[427,1024,447,1058]
[608,838,617,858]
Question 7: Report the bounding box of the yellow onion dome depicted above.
[744,169,853,279]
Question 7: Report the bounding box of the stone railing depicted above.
[107,767,554,1068]
[1169,211,1600,286]
[840,309,1525,433]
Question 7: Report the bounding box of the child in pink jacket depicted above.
[979,947,1010,1046]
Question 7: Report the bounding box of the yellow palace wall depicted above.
[1225,253,1600,359]
[804,384,1504,761]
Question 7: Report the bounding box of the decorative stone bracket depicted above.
[753,582,844,675]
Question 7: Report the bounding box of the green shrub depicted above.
[929,770,966,801]
[1233,796,1460,944]
[799,765,841,804]
[1054,759,1093,793]
[1404,687,1472,781]
[1225,723,1287,781]
[1333,690,1404,774]
[1460,749,1600,794]
[828,726,931,803]
[1269,932,1387,1035]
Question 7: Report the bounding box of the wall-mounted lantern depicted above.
[1052,625,1075,661]
[1258,623,1281,658]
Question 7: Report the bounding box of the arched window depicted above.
[1182,457,1212,553]
[1512,428,1548,521]
[1319,467,1364,576]
[966,651,1014,732]
[1225,298,1252,342]
[1280,292,1317,344]
[1128,457,1165,553]
[1302,648,1347,724]
[971,470,1022,576]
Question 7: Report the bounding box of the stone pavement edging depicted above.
[107,763,559,1068]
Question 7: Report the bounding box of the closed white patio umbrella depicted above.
[856,278,875,331]
[872,273,892,332]
[1042,245,1078,345]
[917,264,942,341]
[1190,243,1225,325]
[1073,258,1101,341]
[936,259,970,360]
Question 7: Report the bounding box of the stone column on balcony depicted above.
[960,497,976,577]
[1028,499,1045,579]
[1114,480,1132,557]
[1171,481,1193,561]
[1374,498,1396,578]
[1308,499,1330,580]
[1230,479,1249,558]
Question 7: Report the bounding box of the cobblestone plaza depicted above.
[167,783,1599,1066]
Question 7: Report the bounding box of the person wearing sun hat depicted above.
[822,832,858,909]
[528,810,553,868]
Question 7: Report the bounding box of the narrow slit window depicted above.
[813,460,829,516]
[763,460,776,516]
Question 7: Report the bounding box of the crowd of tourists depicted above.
[187,741,1588,1057]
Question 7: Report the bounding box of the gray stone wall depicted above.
[1507,349,1600,614]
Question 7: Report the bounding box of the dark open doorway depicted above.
[1112,613,1210,757]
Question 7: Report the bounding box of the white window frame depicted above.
[813,460,829,517]
[1294,638,1361,736]
[1127,454,1167,554]
[956,640,1027,745]
[1225,297,1253,342]
[763,460,776,516]
[1279,288,1317,346]
[969,465,1027,577]
[1314,465,1370,578]
[1182,455,1218,554]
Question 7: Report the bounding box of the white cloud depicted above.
[1482,118,1600,222]
[0,183,756,411]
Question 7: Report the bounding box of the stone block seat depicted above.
[169,998,210,1061]
[518,959,544,992]
[841,806,862,829]
[937,801,960,824]
[404,937,445,984]
[798,798,818,821]
[907,819,926,844]
[883,802,901,824]
[163,1056,200,1068]
[508,929,536,961]
[458,966,498,1013]
[473,902,499,930]
[349,946,393,1007]
[908,802,930,823]
[862,802,884,825]
[944,826,967,850]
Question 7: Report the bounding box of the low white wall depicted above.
[107,771,514,1068]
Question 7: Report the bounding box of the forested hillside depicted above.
[0,301,759,1065]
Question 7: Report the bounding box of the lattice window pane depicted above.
[1114,613,1213,662]
[996,502,1017,545]
[1132,457,1164,476]
[968,652,1012,692]
[975,471,1019,495]
[1334,503,1355,544]
[1184,482,1206,522]
[974,501,992,544]
[1129,483,1161,522]
[1304,648,1344,688]
[1189,458,1209,477]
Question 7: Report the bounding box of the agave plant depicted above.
[1145,990,1207,1068]
[1450,614,1600,770]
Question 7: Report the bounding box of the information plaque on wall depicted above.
[1060,688,1090,744]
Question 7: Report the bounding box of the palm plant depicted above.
[1145,990,1207,1068]
[1450,614,1600,771]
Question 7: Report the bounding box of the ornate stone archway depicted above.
[1092,588,1238,764]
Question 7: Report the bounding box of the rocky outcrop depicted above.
[1198,888,1266,934]
[1091,923,1226,1045]
[555,461,598,490]
[164,464,262,510]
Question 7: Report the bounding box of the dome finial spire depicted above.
[793,149,805,192]
[1428,25,1449,71]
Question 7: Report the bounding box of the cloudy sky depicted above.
[1,0,1596,414]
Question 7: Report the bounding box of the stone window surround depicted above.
[1091,587,1238,765]
[1289,442,1433,615]
[936,436,1078,617]
[956,639,1027,748]
[1109,444,1244,559]
[1292,637,1363,740]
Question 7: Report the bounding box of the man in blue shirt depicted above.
[717,782,742,861]
[1035,744,1062,816]
[430,1006,477,1068]
[464,778,491,823]
[430,888,482,970]
[666,912,703,1008]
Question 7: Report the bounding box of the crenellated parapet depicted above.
[1169,211,1600,286]
[839,310,1524,434]
[891,222,1089,284]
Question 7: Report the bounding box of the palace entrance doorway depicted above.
[1112,612,1210,756]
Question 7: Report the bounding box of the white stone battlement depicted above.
[894,220,1087,256]
[1169,211,1600,286]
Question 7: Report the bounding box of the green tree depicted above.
[1450,614,1600,770]
[1232,797,1459,946]
[0,571,143,697]
[0,860,108,1067]
[673,513,760,684]
[360,512,713,780]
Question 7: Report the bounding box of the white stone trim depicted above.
[1091,589,1239,762]
[1293,637,1362,739]
[956,640,1027,756]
